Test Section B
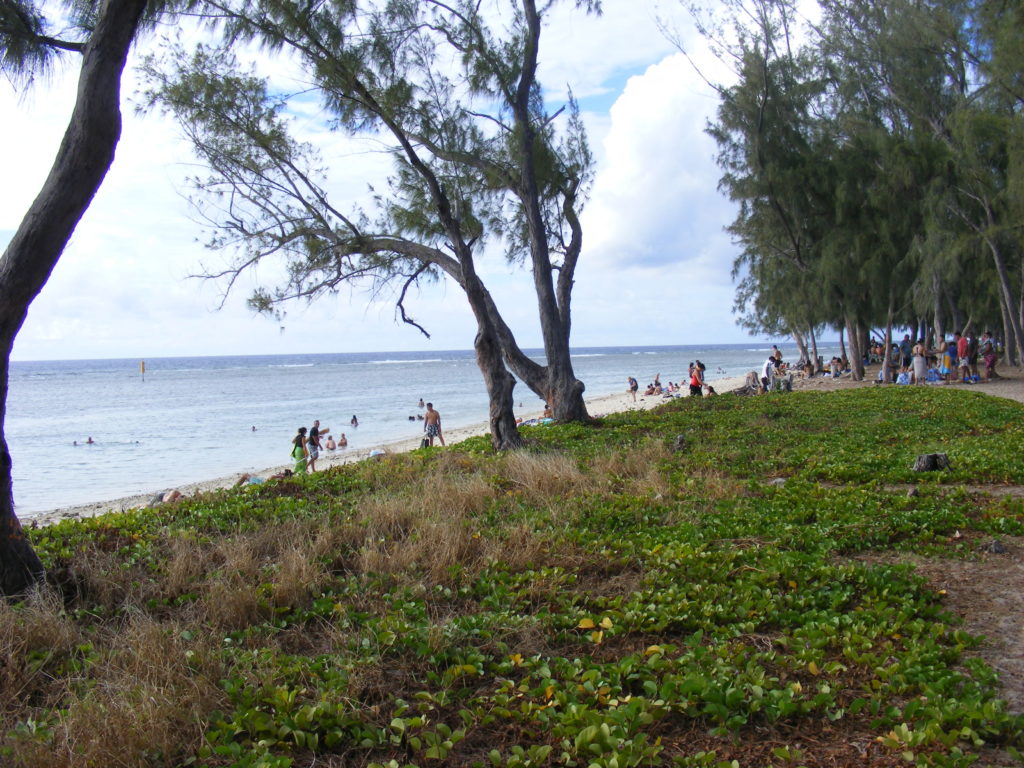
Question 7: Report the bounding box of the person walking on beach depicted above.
[627,376,638,402]
[291,427,309,474]
[423,402,445,446]
[689,363,704,397]
[307,419,329,472]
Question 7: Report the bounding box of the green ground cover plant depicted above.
[2,388,1022,767]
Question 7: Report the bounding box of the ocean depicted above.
[9,343,837,517]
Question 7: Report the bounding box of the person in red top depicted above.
[689,362,705,397]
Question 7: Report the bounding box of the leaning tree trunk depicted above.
[998,290,1019,368]
[0,0,148,596]
[458,266,524,450]
[0,339,42,596]
[986,231,1024,368]
[791,328,809,366]
[473,328,523,450]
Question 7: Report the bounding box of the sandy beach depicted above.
[24,365,1024,529]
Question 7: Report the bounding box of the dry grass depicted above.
[353,467,562,582]
[202,579,268,630]
[502,450,587,505]
[666,466,748,521]
[8,615,224,768]
[588,441,672,497]
[0,587,81,718]
[272,543,328,609]
[163,533,207,596]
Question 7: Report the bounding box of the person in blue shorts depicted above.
[424,402,445,446]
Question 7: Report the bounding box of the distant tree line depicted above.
[684,0,1023,380]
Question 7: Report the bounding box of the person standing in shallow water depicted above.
[291,427,308,474]
[423,402,445,446]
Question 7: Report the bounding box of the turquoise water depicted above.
[9,344,834,515]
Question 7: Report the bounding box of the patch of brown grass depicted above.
[272,543,328,609]
[502,450,586,505]
[163,532,208,597]
[666,466,748,521]
[202,579,268,630]
[8,615,224,768]
[589,441,672,497]
[0,587,81,718]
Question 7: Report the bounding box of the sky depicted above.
[1,0,762,362]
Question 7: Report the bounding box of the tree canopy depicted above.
[143,0,599,445]
[692,0,1024,375]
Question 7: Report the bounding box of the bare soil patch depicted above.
[851,536,1024,716]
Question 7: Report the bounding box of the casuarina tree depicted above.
[143,0,596,443]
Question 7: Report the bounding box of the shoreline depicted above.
[24,376,746,528]
[27,365,1024,529]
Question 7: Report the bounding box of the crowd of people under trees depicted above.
[711,0,1024,385]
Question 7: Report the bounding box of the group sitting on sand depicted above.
[628,363,719,400]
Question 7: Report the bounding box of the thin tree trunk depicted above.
[985,230,1024,367]
[838,324,847,364]
[881,301,894,384]
[932,272,944,345]
[1019,259,1024,345]
[509,0,588,424]
[791,328,808,365]
[999,289,1018,368]
[0,0,148,595]
[809,326,820,372]
[945,287,963,339]
[846,317,865,381]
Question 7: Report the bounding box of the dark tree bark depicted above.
[507,0,588,423]
[791,329,808,365]
[0,0,147,595]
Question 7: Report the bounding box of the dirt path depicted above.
[814,368,1024,733]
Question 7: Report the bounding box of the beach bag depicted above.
[420,437,430,449]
